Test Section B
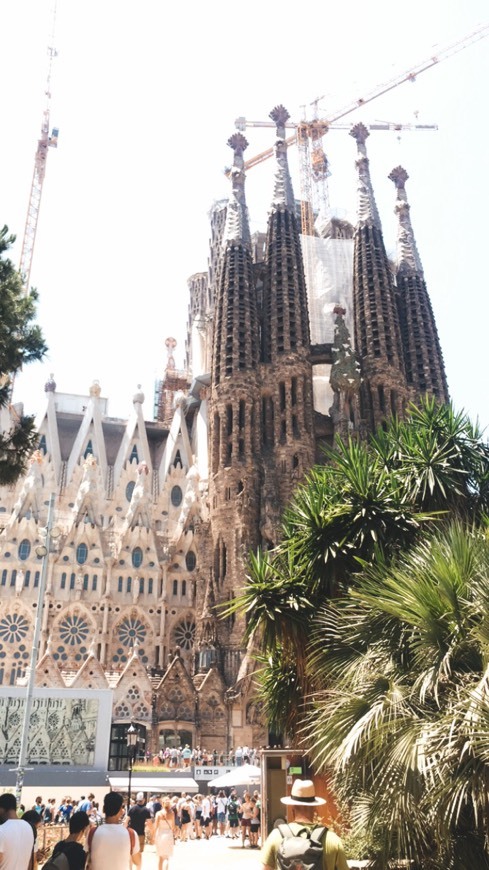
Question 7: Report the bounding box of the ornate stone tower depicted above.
[207,133,262,684]
[350,123,409,430]
[260,105,315,544]
[388,166,449,404]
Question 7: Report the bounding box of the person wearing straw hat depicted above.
[260,779,349,870]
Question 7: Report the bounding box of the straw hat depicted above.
[280,779,326,807]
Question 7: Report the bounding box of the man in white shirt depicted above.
[201,794,212,840]
[87,792,141,869]
[0,792,34,870]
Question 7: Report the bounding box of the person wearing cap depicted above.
[128,792,152,853]
[260,779,349,870]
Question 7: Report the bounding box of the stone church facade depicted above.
[0,107,448,768]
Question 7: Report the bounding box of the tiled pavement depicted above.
[138,834,261,869]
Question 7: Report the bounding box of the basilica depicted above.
[0,107,447,769]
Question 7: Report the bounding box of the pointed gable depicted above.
[155,651,196,722]
[66,382,108,486]
[158,396,193,491]
[113,650,153,720]
[35,649,67,689]
[112,387,152,488]
[71,654,109,690]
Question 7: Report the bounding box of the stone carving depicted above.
[0,695,99,766]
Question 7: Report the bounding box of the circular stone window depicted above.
[173,619,196,651]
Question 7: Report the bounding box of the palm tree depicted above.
[226,400,489,736]
[304,522,489,868]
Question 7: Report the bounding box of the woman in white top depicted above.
[154,798,175,870]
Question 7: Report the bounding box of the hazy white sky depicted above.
[2,1,488,430]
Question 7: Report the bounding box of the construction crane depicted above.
[236,116,438,235]
[19,1,59,294]
[236,21,489,236]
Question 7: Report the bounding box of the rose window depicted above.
[127,685,140,702]
[0,613,29,643]
[115,703,130,718]
[173,619,195,651]
[59,614,90,646]
[117,617,146,648]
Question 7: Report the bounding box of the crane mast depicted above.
[19,3,58,294]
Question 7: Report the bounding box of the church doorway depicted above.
[159,728,193,749]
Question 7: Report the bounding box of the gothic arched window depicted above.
[18,540,31,561]
[76,543,88,565]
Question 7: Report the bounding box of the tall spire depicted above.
[350,123,408,429]
[350,123,382,229]
[389,166,423,275]
[269,104,295,210]
[262,105,310,362]
[212,133,259,386]
[259,104,315,517]
[388,166,449,403]
[223,133,251,246]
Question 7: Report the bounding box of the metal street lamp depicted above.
[126,722,138,810]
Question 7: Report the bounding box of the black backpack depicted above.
[276,823,328,870]
[41,853,70,870]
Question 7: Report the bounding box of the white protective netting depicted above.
[300,235,354,416]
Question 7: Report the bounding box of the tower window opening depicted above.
[291,377,298,406]
[279,382,286,412]
[378,385,386,413]
[226,405,233,436]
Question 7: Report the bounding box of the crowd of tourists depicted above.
[134,789,261,847]
[145,743,262,767]
[0,787,261,869]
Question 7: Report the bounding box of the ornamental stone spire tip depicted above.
[351,123,381,228]
[269,104,290,138]
[269,104,295,210]
[388,165,409,191]
[223,133,250,245]
[388,164,423,275]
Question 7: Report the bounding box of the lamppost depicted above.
[126,722,138,810]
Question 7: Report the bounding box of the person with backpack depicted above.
[87,792,140,869]
[226,793,240,839]
[45,810,91,870]
[260,779,349,870]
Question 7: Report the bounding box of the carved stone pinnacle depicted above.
[269,104,290,128]
[227,132,249,154]
[350,122,369,145]
[388,166,409,189]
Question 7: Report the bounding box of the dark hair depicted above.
[22,810,41,824]
[69,811,90,834]
[0,793,17,812]
[103,792,124,817]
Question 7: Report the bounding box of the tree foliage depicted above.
[228,399,489,732]
[228,398,489,866]
[306,524,489,868]
[0,226,47,484]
